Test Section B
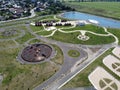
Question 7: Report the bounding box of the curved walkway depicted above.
[40,20,118,45]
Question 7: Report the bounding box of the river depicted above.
[61,12,120,29]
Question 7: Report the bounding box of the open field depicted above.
[62,48,120,89]
[0,30,21,39]
[36,30,53,36]
[0,24,63,89]
[28,39,42,44]
[61,25,107,34]
[49,30,115,45]
[51,44,64,65]
[30,25,44,32]
[15,25,35,44]
[64,2,120,20]
[0,41,61,90]
[0,40,17,48]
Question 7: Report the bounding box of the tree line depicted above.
[63,0,120,2]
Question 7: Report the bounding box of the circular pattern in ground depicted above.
[21,43,52,62]
[68,50,80,58]
[77,35,89,41]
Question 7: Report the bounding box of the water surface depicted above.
[62,12,120,29]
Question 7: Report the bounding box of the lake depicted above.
[61,12,120,29]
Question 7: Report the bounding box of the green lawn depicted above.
[0,40,17,48]
[49,31,115,45]
[36,30,53,36]
[68,50,80,58]
[28,39,42,44]
[62,25,107,34]
[108,28,120,45]
[30,25,44,32]
[51,44,64,65]
[16,31,35,44]
[64,2,120,20]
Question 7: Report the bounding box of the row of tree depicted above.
[61,0,120,1]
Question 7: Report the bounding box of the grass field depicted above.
[64,2,120,20]
[0,23,63,90]
[36,30,53,36]
[0,30,21,39]
[108,28,120,45]
[62,25,107,34]
[68,50,80,58]
[30,25,44,32]
[0,41,61,90]
[0,40,17,48]
[51,44,64,65]
[49,30,115,45]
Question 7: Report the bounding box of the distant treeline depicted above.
[64,0,120,2]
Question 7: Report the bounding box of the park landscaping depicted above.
[62,48,120,89]
[68,50,80,58]
[49,30,115,45]
[36,30,53,36]
[108,28,120,45]
[61,25,107,34]
[30,15,116,45]
[30,25,44,32]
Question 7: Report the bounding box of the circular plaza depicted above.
[21,43,52,62]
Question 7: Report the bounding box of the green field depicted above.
[49,30,115,45]
[61,25,107,34]
[64,2,120,20]
[51,44,64,65]
[0,43,61,90]
[0,24,63,90]
[108,28,120,45]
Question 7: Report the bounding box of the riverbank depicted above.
[64,2,120,21]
